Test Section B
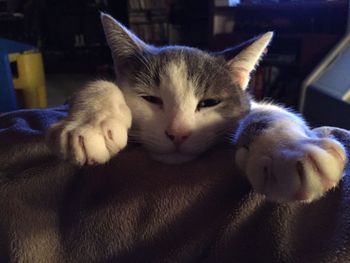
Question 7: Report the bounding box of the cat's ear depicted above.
[226,32,273,90]
[100,12,149,61]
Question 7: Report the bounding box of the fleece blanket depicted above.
[0,106,350,263]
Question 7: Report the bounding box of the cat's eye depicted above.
[197,99,221,110]
[141,96,163,106]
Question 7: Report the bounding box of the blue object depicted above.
[0,38,36,112]
[0,51,17,111]
[0,38,36,54]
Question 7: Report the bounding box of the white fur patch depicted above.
[47,81,131,165]
[236,102,346,202]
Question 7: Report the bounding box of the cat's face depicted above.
[121,47,250,163]
[101,14,272,163]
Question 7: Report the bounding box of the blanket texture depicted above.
[0,107,350,263]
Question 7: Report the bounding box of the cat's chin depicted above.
[150,152,197,164]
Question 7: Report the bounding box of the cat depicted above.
[47,13,346,203]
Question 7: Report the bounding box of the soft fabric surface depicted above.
[0,107,350,262]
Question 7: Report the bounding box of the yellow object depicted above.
[8,51,47,108]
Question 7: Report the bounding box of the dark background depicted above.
[0,0,349,109]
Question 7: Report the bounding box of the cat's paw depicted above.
[48,112,130,166]
[236,131,346,202]
[47,81,132,166]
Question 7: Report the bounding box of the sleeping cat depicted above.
[48,13,346,203]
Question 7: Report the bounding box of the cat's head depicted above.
[101,13,273,163]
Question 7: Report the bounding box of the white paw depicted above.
[47,112,130,166]
[236,133,347,202]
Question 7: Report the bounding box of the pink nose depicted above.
[165,130,191,145]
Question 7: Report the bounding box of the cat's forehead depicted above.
[153,46,222,72]
[143,46,234,96]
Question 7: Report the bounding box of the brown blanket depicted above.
[0,107,350,262]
